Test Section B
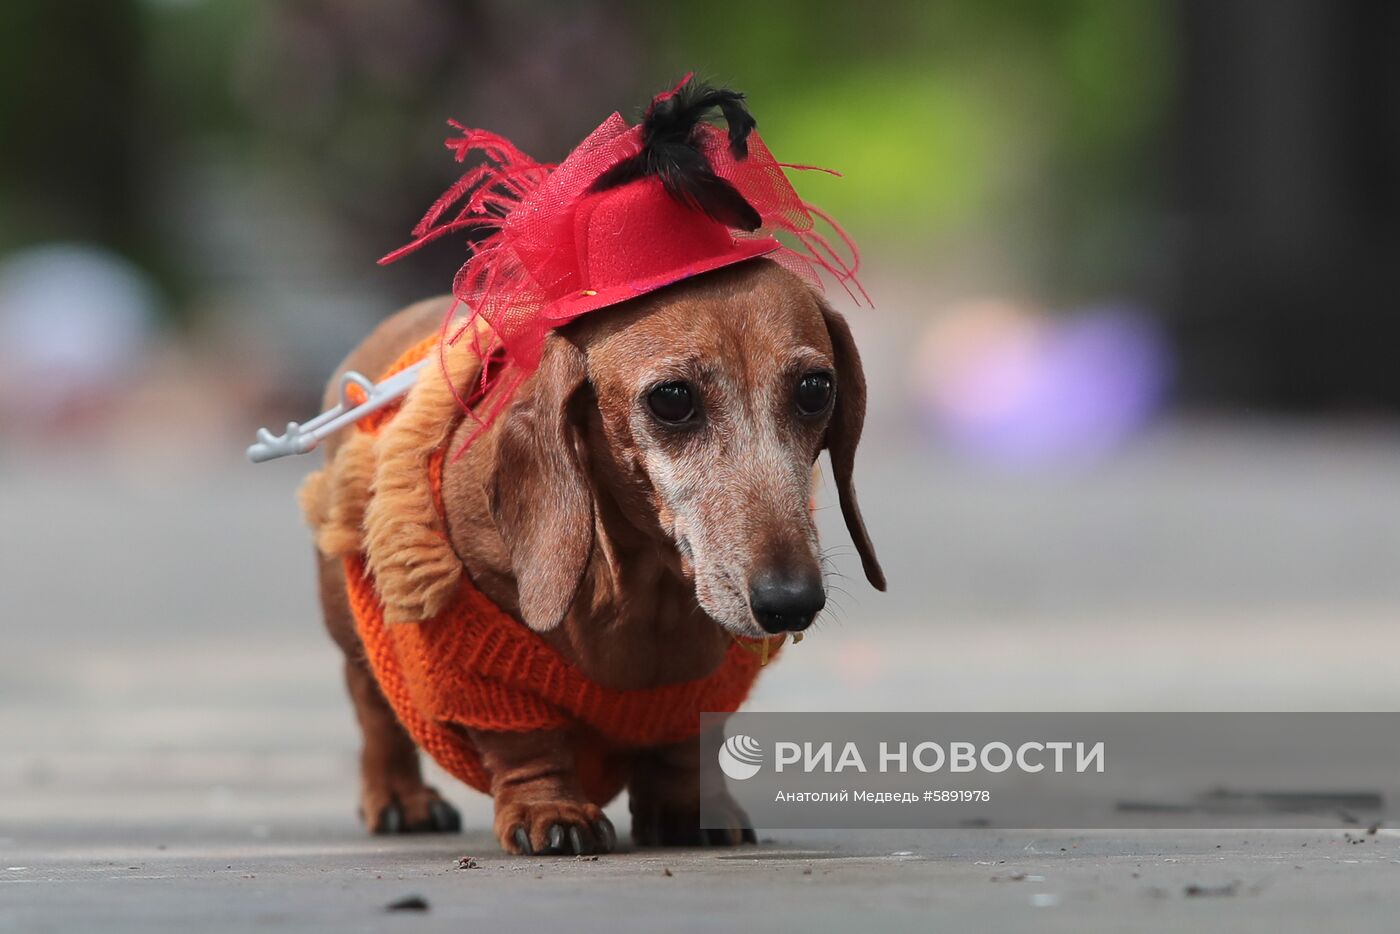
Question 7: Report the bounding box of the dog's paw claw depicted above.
[496,803,613,856]
[374,803,404,835]
[545,824,566,853]
[428,798,462,833]
[593,818,617,852]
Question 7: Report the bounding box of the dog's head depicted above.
[490,259,884,637]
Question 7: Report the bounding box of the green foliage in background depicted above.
[0,0,1173,308]
[654,0,1171,290]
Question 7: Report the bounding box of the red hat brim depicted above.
[541,236,780,326]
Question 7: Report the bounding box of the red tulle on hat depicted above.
[380,75,865,452]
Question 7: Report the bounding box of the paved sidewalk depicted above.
[7,815,1400,934]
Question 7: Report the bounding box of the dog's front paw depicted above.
[631,793,757,847]
[494,799,616,856]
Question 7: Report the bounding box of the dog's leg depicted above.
[317,553,461,834]
[629,740,757,847]
[465,728,616,855]
[342,658,462,833]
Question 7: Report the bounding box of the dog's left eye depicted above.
[647,381,697,424]
[795,372,834,416]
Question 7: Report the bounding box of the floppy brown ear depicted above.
[819,301,887,591]
[489,335,595,630]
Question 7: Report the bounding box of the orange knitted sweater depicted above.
[344,338,776,805]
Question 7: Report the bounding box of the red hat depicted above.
[381,75,864,443]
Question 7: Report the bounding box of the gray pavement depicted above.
[4,420,1400,931]
[8,820,1400,933]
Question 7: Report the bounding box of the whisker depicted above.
[820,562,853,586]
[816,604,847,629]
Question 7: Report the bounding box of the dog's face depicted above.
[491,260,884,636]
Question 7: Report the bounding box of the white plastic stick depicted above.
[246,361,427,463]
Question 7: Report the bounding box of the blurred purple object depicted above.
[0,243,160,427]
[915,300,1171,465]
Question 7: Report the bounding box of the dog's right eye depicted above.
[646,381,697,424]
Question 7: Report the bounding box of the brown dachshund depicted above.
[307,258,883,854]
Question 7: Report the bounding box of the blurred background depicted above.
[3,0,1400,834]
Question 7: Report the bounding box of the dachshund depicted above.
[306,257,883,855]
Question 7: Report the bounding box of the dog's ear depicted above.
[819,300,887,591]
[490,335,595,630]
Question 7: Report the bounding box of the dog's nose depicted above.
[748,569,826,633]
